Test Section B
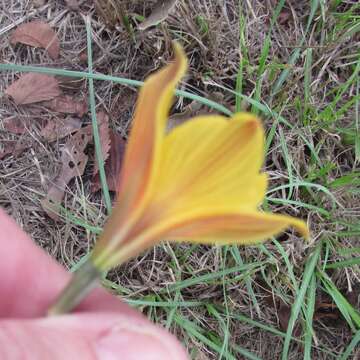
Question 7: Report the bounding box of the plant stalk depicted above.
[47,259,101,316]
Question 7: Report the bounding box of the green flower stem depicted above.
[47,259,101,316]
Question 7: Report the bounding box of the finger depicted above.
[0,312,188,360]
[0,209,137,318]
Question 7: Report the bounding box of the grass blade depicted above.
[325,257,360,269]
[230,246,261,316]
[0,63,232,116]
[304,274,316,360]
[174,315,237,360]
[281,243,321,360]
[167,261,268,293]
[303,48,313,125]
[271,0,319,96]
[338,329,360,360]
[85,16,112,213]
[318,270,360,331]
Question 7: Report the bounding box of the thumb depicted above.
[0,313,188,360]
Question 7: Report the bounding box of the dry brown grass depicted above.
[1,1,359,359]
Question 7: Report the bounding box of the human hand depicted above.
[0,209,187,359]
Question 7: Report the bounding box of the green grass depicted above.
[230,246,261,316]
[85,16,112,214]
[318,270,360,332]
[281,244,321,360]
[270,0,320,98]
[0,62,232,116]
[304,273,317,360]
[338,329,360,360]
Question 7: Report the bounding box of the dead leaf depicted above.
[95,0,126,29]
[138,0,178,30]
[314,302,340,321]
[0,143,14,160]
[41,127,91,220]
[41,117,83,141]
[168,100,202,131]
[346,286,359,308]
[277,301,302,336]
[0,139,29,159]
[260,279,359,336]
[10,21,60,60]
[65,0,80,10]
[42,95,88,117]
[278,10,292,26]
[79,50,88,63]
[92,131,126,193]
[313,286,359,325]
[5,73,61,105]
[33,0,46,6]
[2,117,30,134]
[92,111,111,176]
[277,302,291,332]
[56,76,84,91]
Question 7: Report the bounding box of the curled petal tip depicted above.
[231,113,264,139]
[172,41,188,64]
[299,223,311,240]
[232,112,262,123]
[289,217,310,240]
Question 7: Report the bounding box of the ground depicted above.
[0,0,359,359]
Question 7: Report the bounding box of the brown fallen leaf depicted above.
[277,289,358,334]
[92,111,111,176]
[5,73,61,105]
[65,0,80,10]
[41,127,92,220]
[313,302,340,321]
[95,0,126,29]
[10,21,60,60]
[78,50,88,63]
[277,301,301,336]
[42,95,88,117]
[92,131,126,193]
[260,278,358,336]
[2,117,30,134]
[56,76,84,91]
[167,100,202,131]
[138,0,178,30]
[345,286,360,308]
[278,10,292,26]
[0,139,29,160]
[33,0,46,7]
[277,302,290,332]
[41,117,83,142]
[0,143,14,160]
[313,287,360,325]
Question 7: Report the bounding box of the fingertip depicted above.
[39,313,188,360]
[0,209,144,318]
[94,320,188,360]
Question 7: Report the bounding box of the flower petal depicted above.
[151,113,266,214]
[117,43,187,216]
[164,211,310,244]
[91,44,187,270]
[95,209,309,269]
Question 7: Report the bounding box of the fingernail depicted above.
[94,322,187,360]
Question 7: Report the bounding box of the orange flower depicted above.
[48,43,308,315]
[91,43,308,271]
